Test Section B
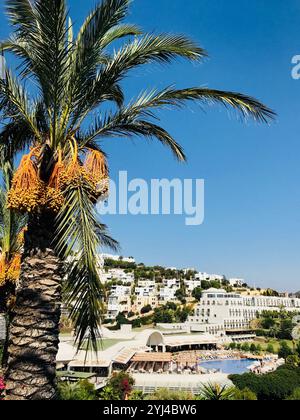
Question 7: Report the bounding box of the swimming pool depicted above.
[199,358,257,375]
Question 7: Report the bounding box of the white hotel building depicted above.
[106,285,132,320]
[189,288,300,332]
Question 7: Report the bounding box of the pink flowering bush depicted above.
[0,377,5,400]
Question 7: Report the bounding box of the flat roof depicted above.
[165,335,219,347]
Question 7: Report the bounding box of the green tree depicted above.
[286,355,300,368]
[141,305,152,314]
[266,344,275,354]
[116,312,131,328]
[278,341,294,360]
[192,287,203,301]
[175,306,192,323]
[234,387,258,401]
[241,343,250,352]
[256,344,262,353]
[286,388,300,400]
[278,319,294,340]
[250,344,257,353]
[175,288,186,304]
[165,302,177,311]
[153,307,174,324]
[261,317,276,330]
[0,0,274,400]
[295,341,300,357]
[230,366,300,400]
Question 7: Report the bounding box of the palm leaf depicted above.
[5,0,38,36]
[99,24,142,50]
[80,86,275,160]
[0,69,41,140]
[54,179,118,351]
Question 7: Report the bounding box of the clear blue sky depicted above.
[0,0,300,291]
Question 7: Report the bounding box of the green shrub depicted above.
[234,387,258,401]
[58,380,98,400]
[241,343,250,352]
[286,355,300,368]
[278,341,294,360]
[100,372,135,400]
[286,388,300,400]
[141,305,152,315]
[145,388,196,400]
[230,365,300,400]
[128,390,145,400]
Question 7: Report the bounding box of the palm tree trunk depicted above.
[4,213,62,400]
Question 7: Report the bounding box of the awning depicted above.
[113,348,137,365]
[68,359,111,368]
[132,353,172,363]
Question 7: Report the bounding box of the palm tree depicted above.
[0,0,274,400]
[200,383,236,401]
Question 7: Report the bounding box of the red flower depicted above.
[0,377,6,400]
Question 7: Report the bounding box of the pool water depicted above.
[199,358,256,375]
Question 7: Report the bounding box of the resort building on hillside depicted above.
[189,288,300,332]
[228,278,245,287]
[158,278,180,302]
[132,281,158,313]
[132,296,159,314]
[135,285,156,298]
[137,279,156,288]
[162,278,181,289]
[195,272,226,282]
[101,254,135,264]
[107,296,132,320]
[184,279,202,293]
[101,268,134,284]
[106,285,132,320]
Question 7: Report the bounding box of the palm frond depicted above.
[54,179,118,351]
[75,0,133,51]
[85,35,206,117]
[162,87,276,123]
[68,0,137,128]
[99,24,142,49]
[0,69,41,140]
[80,85,274,160]
[5,0,38,37]
[200,383,236,401]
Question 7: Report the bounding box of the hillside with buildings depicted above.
[98,254,297,331]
